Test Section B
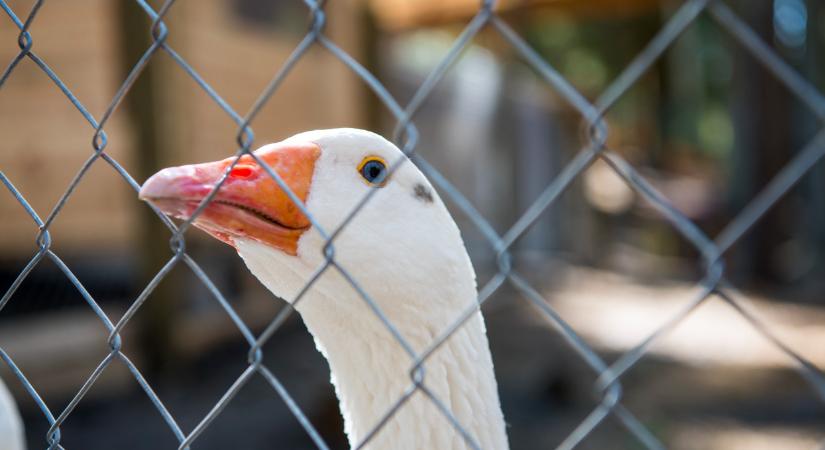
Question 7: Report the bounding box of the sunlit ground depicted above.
[546,266,825,369]
[672,424,820,450]
[514,263,825,450]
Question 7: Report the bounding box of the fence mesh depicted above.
[2,0,825,449]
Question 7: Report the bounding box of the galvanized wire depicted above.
[1,0,824,449]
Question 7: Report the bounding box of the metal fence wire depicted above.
[1,0,825,449]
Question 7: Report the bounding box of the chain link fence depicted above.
[1,0,824,449]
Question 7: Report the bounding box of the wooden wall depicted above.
[0,0,365,257]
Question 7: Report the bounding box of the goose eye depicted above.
[358,157,388,186]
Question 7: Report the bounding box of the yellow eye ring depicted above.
[357,156,388,187]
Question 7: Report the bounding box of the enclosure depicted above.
[1,0,824,449]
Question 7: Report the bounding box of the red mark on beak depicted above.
[229,165,255,179]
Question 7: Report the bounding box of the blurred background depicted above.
[1,0,824,448]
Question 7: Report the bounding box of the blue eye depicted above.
[358,157,388,186]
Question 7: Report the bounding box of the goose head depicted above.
[139,128,508,449]
[139,128,474,328]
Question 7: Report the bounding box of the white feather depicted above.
[237,129,509,449]
[0,376,25,450]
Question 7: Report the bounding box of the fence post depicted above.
[728,0,794,283]
[115,1,185,375]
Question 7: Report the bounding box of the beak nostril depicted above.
[229,165,255,179]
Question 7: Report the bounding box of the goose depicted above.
[139,128,509,449]
[0,376,25,450]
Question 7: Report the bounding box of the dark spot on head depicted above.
[413,183,433,203]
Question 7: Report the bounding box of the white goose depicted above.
[0,376,25,450]
[140,128,509,449]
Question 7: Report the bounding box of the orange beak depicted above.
[139,142,320,255]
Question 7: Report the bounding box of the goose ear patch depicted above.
[413,183,433,203]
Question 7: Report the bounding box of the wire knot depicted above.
[150,18,169,44]
[92,129,108,154]
[586,117,609,150]
[35,229,51,251]
[169,234,186,255]
[308,7,326,35]
[322,241,335,261]
[16,31,32,52]
[236,126,255,151]
[108,333,123,353]
[409,364,426,387]
[247,347,263,366]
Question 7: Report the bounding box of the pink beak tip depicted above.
[139,166,195,201]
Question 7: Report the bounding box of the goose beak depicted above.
[139,142,320,254]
